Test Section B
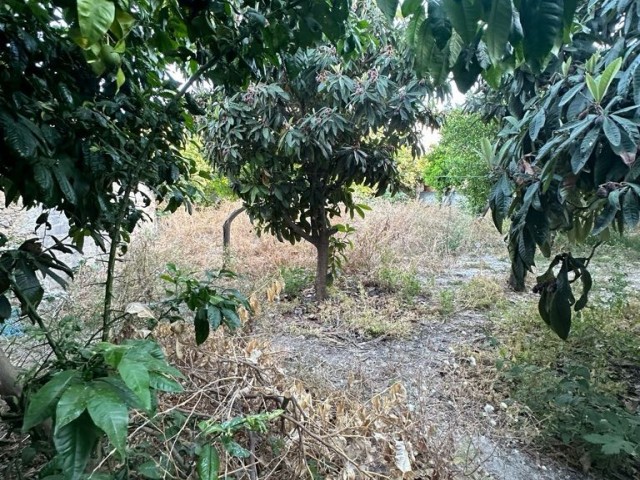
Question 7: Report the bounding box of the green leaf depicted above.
[14,262,44,310]
[571,128,599,174]
[376,0,399,21]
[602,116,621,148]
[53,412,100,480]
[207,306,222,330]
[622,189,640,228]
[93,377,143,410]
[442,0,482,44]
[574,268,592,311]
[136,462,163,479]
[549,264,572,340]
[55,384,88,431]
[23,371,81,431]
[149,372,184,393]
[538,287,553,326]
[529,108,546,142]
[413,20,450,84]
[583,434,637,455]
[195,308,210,345]
[485,0,512,63]
[585,73,599,102]
[52,169,77,205]
[401,0,422,17]
[116,68,125,91]
[0,295,11,321]
[196,444,220,480]
[597,57,622,102]
[87,382,129,459]
[222,308,241,329]
[117,358,151,411]
[34,164,54,194]
[633,61,640,105]
[520,0,564,70]
[77,0,116,45]
[592,203,617,236]
[221,437,251,458]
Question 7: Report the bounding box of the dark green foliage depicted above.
[23,339,183,479]
[402,0,577,90]
[496,278,640,476]
[481,0,640,337]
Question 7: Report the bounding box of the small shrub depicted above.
[280,267,314,298]
[377,264,422,300]
[439,289,455,316]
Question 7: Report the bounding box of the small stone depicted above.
[483,404,495,414]
[500,402,508,410]
[469,356,477,367]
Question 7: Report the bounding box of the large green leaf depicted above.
[622,189,640,228]
[484,0,512,63]
[196,445,220,480]
[14,261,44,310]
[0,295,11,321]
[149,372,184,393]
[597,58,622,102]
[77,0,116,45]
[401,0,422,17]
[53,412,100,480]
[376,0,399,21]
[520,0,564,70]
[55,384,88,431]
[194,307,210,345]
[571,127,599,174]
[87,382,129,459]
[23,370,81,431]
[117,358,151,411]
[222,308,241,330]
[549,264,572,340]
[603,116,621,148]
[442,0,482,44]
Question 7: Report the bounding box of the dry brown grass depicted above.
[143,200,503,298]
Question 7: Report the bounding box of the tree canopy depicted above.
[203,13,436,299]
[481,0,640,339]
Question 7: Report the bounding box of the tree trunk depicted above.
[0,346,21,406]
[222,207,246,250]
[314,235,330,301]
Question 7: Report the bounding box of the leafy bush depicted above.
[423,111,498,213]
[161,263,250,344]
[22,339,184,479]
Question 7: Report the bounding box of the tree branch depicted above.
[281,213,315,244]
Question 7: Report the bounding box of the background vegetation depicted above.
[422,110,499,213]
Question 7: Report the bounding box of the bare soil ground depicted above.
[259,255,591,480]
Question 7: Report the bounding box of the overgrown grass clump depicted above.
[491,275,640,477]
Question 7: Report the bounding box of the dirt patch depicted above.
[258,256,592,480]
